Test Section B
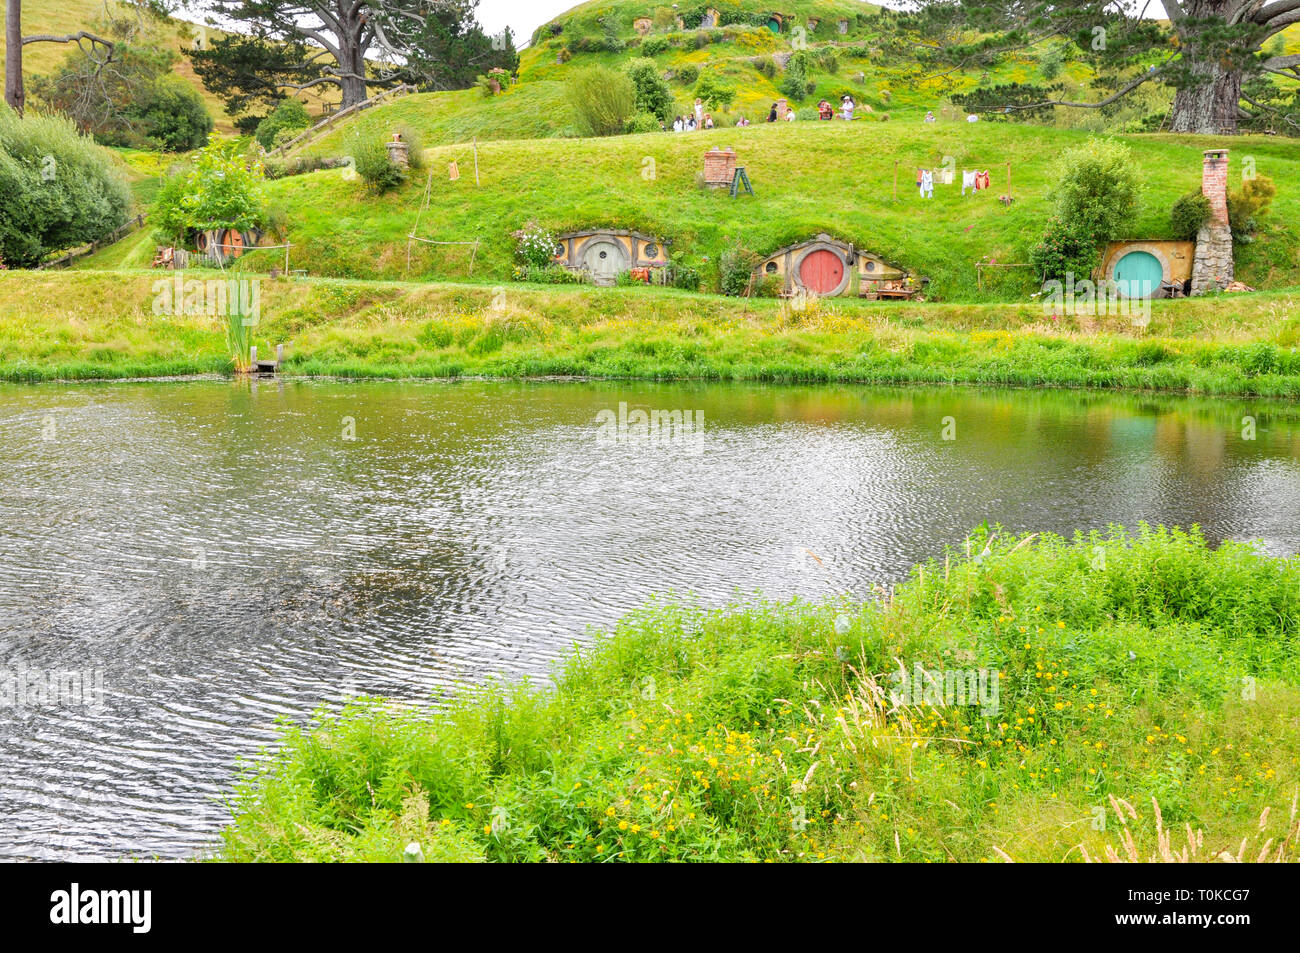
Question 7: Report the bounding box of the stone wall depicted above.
[1190,149,1232,295]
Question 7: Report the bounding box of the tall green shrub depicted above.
[1050,138,1140,242]
[625,58,674,122]
[1031,138,1140,284]
[0,107,131,267]
[567,66,636,137]
[255,99,312,150]
[779,51,816,101]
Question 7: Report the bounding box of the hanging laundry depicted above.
[919,169,934,199]
[916,168,925,187]
[961,170,977,195]
[975,170,991,191]
[938,166,954,185]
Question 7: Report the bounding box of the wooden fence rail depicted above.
[38,214,146,270]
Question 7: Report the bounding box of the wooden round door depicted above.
[223,229,246,258]
[581,240,627,285]
[798,249,844,294]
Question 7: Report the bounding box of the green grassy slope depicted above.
[8,269,1300,397]
[137,119,1300,300]
[299,0,1084,155]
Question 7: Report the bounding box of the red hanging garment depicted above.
[975,170,990,191]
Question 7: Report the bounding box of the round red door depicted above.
[798,249,844,294]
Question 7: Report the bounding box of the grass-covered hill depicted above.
[296,0,1100,156]
[89,118,1300,300]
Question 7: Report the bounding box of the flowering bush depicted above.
[513,223,558,269]
[1030,214,1100,285]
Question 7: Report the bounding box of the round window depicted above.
[553,243,565,257]
[599,250,607,260]
[865,260,875,272]
[765,261,778,274]
[645,243,658,257]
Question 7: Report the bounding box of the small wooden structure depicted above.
[633,16,652,35]
[754,233,919,298]
[249,344,284,375]
[553,229,668,286]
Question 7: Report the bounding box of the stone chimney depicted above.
[1190,149,1232,295]
[386,132,409,170]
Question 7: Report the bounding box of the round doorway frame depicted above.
[1104,242,1172,298]
[791,241,851,297]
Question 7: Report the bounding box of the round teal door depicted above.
[1112,250,1164,298]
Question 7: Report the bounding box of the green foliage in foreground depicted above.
[0,108,132,267]
[219,526,1300,862]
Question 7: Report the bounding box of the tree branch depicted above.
[1001,62,1170,112]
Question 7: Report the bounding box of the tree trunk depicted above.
[4,0,23,115]
[335,12,368,109]
[338,67,367,109]
[1169,55,1242,135]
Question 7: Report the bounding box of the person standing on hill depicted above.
[767,103,778,122]
[840,94,856,121]
[694,98,704,130]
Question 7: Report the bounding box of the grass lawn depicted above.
[6,269,1300,398]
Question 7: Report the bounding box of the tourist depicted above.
[672,115,683,132]
[703,114,714,129]
[840,94,856,121]
[694,98,704,129]
[735,116,750,127]
[784,108,797,122]
[767,103,778,122]
[818,99,833,121]
[924,110,936,123]
[686,115,696,131]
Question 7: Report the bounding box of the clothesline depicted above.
[894,159,1013,201]
[212,242,293,274]
[404,236,479,277]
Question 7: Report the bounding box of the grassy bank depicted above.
[6,270,1300,397]
[218,526,1300,862]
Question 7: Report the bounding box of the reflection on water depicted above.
[2,379,1300,859]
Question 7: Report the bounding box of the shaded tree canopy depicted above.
[186,0,517,125]
[892,0,1300,134]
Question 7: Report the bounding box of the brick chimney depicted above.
[1201,149,1229,226]
[1190,149,1233,295]
[702,147,737,188]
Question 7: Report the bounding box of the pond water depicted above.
[3,378,1300,860]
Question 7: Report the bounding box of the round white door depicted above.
[581,240,628,285]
